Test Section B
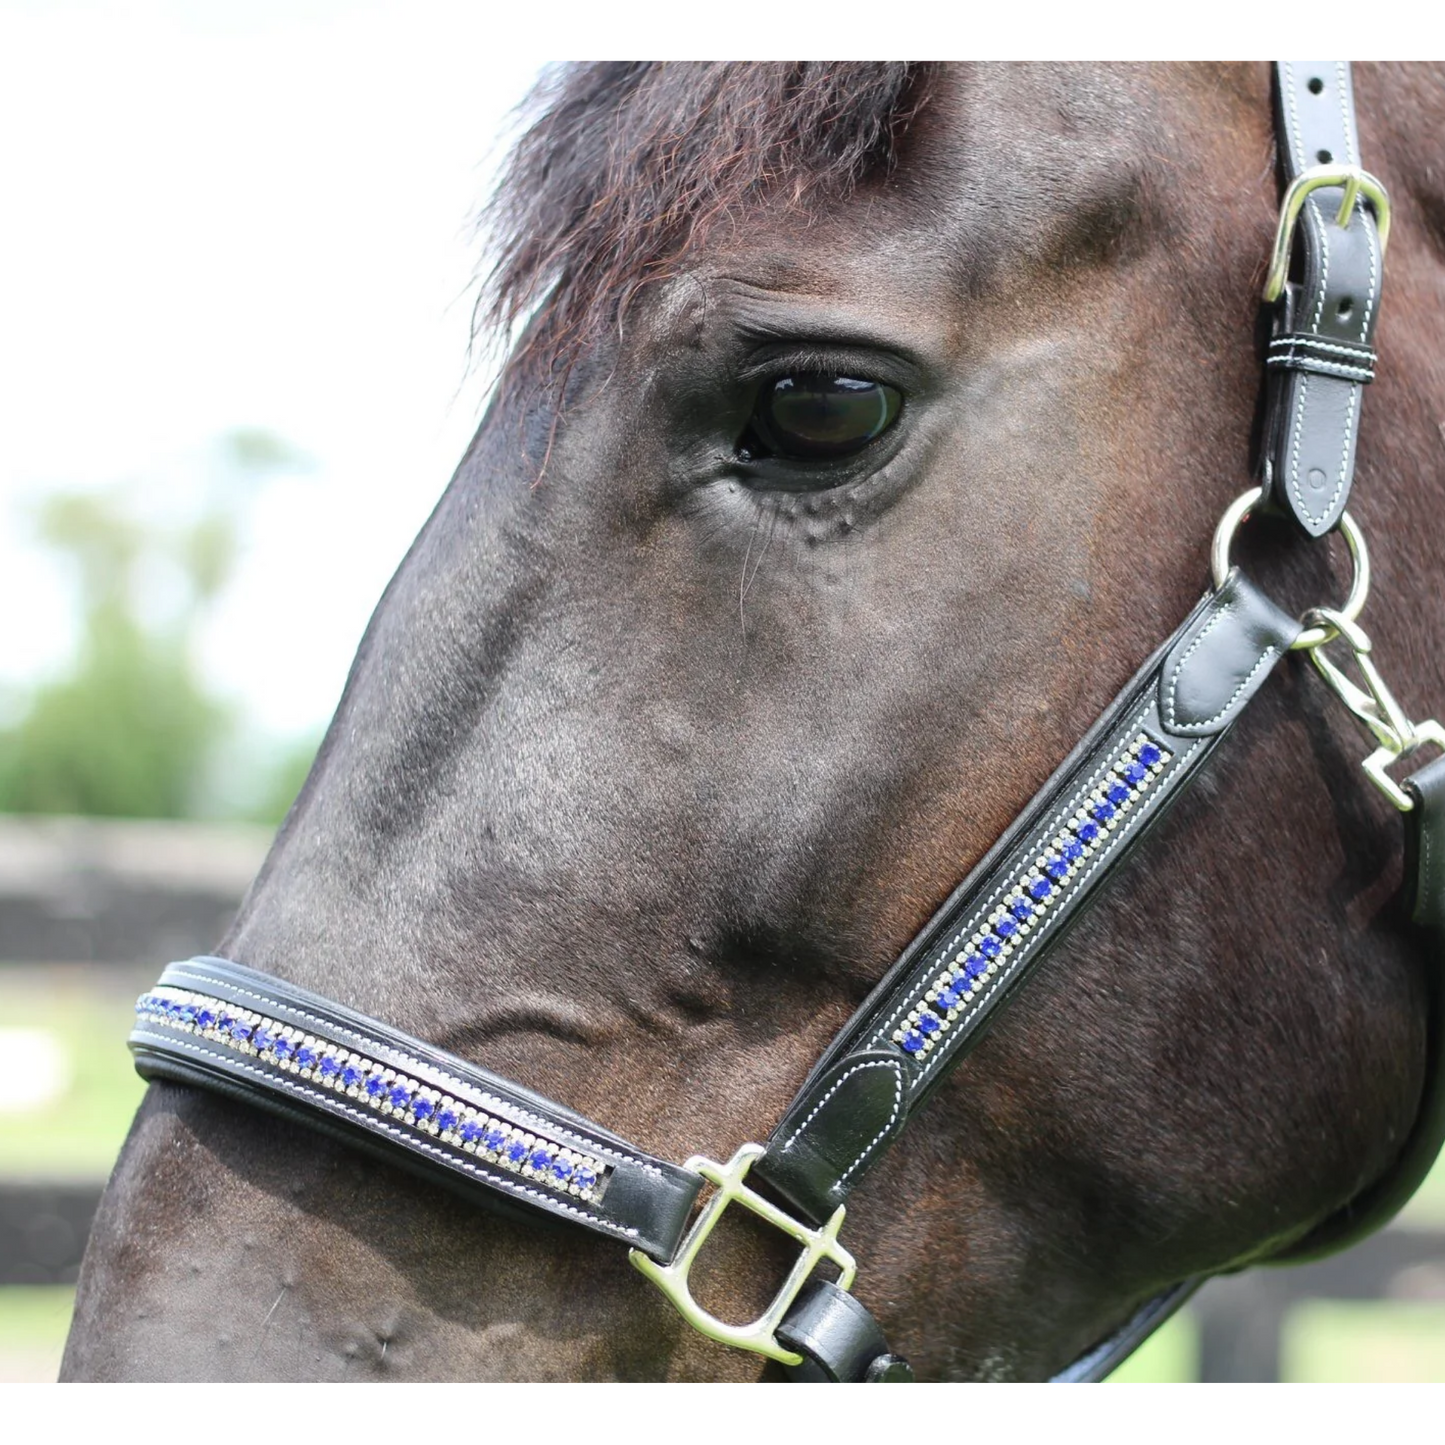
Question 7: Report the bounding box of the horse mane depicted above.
[474,61,931,391]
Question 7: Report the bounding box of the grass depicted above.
[0,965,148,1179]
[1282,1301,1445,1383]
[0,1287,73,1383]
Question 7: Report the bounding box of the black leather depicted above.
[1049,1279,1203,1383]
[776,1280,911,1382]
[1277,752,1445,1260]
[1262,62,1383,537]
[1159,568,1303,735]
[131,957,704,1261]
[756,573,1302,1226]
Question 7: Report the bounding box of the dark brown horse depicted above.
[62,62,1445,1381]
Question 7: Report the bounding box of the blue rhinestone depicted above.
[1009,897,1033,922]
[295,1043,318,1069]
[341,1062,363,1087]
[1044,856,1068,882]
[1027,877,1051,901]
[937,985,964,1010]
[573,1166,597,1191]
[274,1036,295,1062]
[218,1013,235,1033]
[318,1054,340,1079]
[1138,742,1162,768]
[1091,800,1115,823]
[901,1030,925,1054]
[412,1096,435,1121]
[459,1118,485,1143]
[1106,781,1129,807]
[1075,819,1100,844]
[386,1083,412,1110]
[1122,761,1147,786]
[916,1014,939,1036]
[179,1004,197,1025]
[483,1125,507,1150]
[364,1072,386,1098]
[551,1158,573,1183]
[1061,839,1084,862]
[506,1139,529,1164]
[963,958,987,982]
[994,915,1018,940]
[230,1021,252,1043]
[436,1108,459,1133]
[529,1146,554,1172]
[253,1028,274,1052]
[979,935,1002,960]
[196,1008,216,1030]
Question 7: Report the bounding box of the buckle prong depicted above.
[629,1142,855,1366]
[1263,164,1391,304]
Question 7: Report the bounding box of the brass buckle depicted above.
[1263,164,1391,303]
[629,1142,855,1365]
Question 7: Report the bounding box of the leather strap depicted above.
[130,956,705,1262]
[754,572,1302,1225]
[1048,1279,1202,1383]
[1261,62,1383,537]
[777,1280,914,1382]
[1275,752,1445,1259]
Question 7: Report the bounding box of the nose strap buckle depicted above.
[630,1142,855,1366]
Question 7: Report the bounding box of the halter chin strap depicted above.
[127,61,1445,1382]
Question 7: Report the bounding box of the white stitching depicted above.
[1268,337,1375,360]
[136,1029,631,1237]
[782,1059,905,1185]
[913,731,1204,1086]
[1163,604,1231,731]
[174,968,659,1175]
[1336,62,1359,166]
[1267,357,1375,383]
[876,700,1158,1046]
[838,1066,904,1183]
[1282,63,1307,174]
[1164,601,1279,732]
[1358,185,1380,343]
[1175,645,1278,732]
[784,1058,900,1150]
[1164,602,1279,732]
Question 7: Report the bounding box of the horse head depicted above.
[64,62,1445,1381]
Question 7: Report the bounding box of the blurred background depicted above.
[2,7,1443,1381]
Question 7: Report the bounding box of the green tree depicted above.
[0,430,315,820]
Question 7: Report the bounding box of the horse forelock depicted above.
[473,61,933,396]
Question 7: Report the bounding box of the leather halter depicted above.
[128,63,1445,1382]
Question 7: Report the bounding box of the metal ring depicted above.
[1209,486,1370,650]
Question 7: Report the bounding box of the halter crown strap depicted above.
[1261,62,1385,537]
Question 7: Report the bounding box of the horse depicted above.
[61,61,1445,1382]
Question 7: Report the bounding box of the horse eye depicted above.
[742,374,902,462]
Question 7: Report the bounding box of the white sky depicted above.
[0,1,544,736]
[5,10,1438,743]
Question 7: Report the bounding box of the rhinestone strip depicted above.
[891,733,1174,1059]
[134,988,607,1201]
